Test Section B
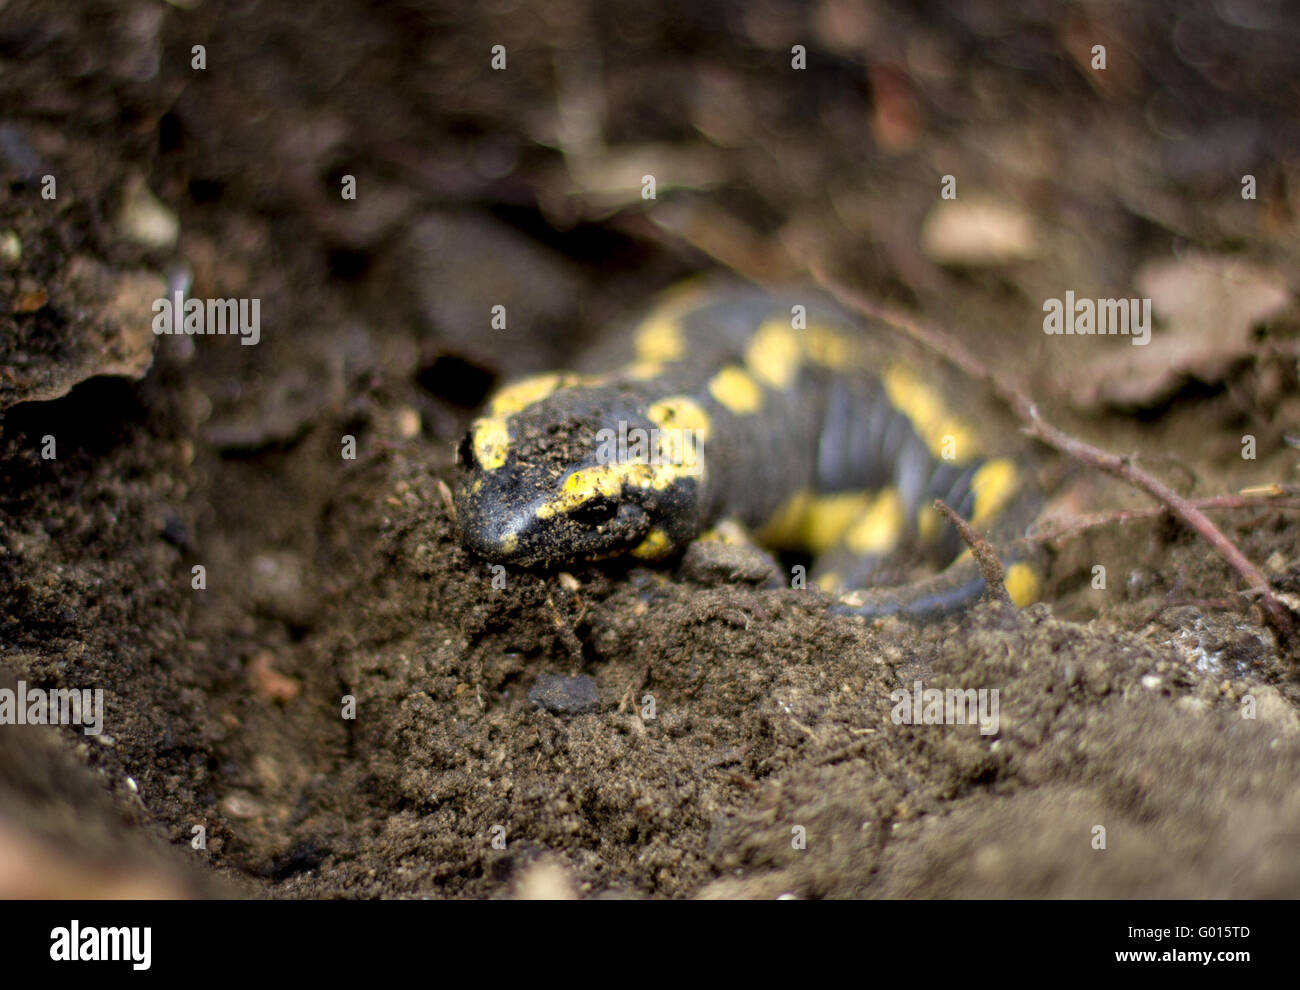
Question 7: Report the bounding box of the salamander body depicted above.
[454,283,1040,620]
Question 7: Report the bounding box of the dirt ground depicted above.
[1,0,1299,899]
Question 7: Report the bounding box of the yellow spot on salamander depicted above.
[802,492,875,554]
[623,361,665,380]
[699,519,748,546]
[757,489,876,554]
[970,457,1018,525]
[647,396,712,442]
[536,458,696,519]
[708,365,764,414]
[745,318,801,389]
[471,417,510,470]
[564,461,655,498]
[634,314,686,364]
[631,528,672,560]
[882,363,981,462]
[917,503,943,542]
[485,371,605,421]
[1003,561,1040,607]
[628,280,713,368]
[952,549,1038,606]
[801,324,857,368]
[535,395,713,521]
[475,370,606,472]
[844,488,905,557]
[755,490,812,548]
[647,395,711,475]
[488,373,566,417]
[815,571,843,593]
[500,532,518,554]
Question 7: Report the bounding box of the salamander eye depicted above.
[571,497,618,527]
[456,432,477,470]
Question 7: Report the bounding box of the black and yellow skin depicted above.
[454,282,1041,621]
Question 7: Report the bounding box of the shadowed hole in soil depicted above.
[326,247,373,281]
[0,377,151,493]
[487,204,650,270]
[417,355,497,409]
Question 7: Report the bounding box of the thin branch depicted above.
[1029,494,1300,546]
[933,498,1012,607]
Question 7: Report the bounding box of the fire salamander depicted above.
[454,282,1041,621]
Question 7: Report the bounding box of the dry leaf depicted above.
[1065,252,1291,408]
[920,197,1038,266]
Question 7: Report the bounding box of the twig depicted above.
[1029,494,1300,546]
[812,268,1297,642]
[933,498,1011,606]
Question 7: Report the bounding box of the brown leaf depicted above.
[13,288,47,312]
[1065,253,1291,408]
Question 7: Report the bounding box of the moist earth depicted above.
[1,0,1299,898]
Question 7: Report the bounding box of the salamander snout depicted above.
[455,458,654,567]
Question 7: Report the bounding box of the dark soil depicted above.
[1,0,1299,899]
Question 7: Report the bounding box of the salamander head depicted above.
[454,378,711,567]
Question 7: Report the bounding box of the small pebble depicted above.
[528,673,599,715]
[119,174,179,249]
[0,230,21,264]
